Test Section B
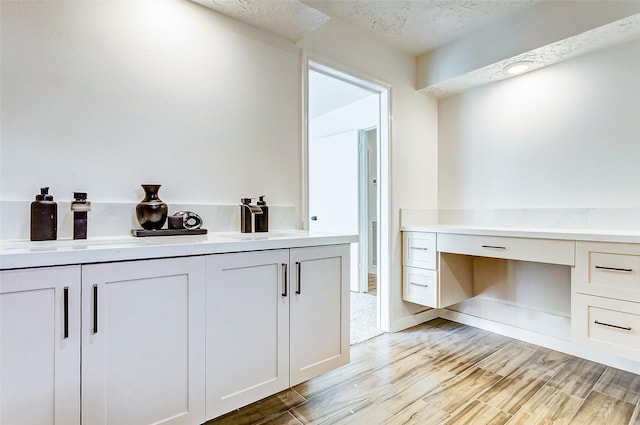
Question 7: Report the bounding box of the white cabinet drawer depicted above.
[403,267,437,308]
[573,293,640,362]
[403,232,437,269]
[574,241,640,302]
[437,233,575,266]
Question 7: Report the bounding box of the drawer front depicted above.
[437,233,575,266]
[403,267,437,308]
[403,232,437,269]
[574,242,640,302]
[573,293,640,362]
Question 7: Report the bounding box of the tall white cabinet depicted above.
[206,244,350,419]
[0,266,81,425]
[81,257,206,425]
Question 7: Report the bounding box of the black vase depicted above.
[136,184,168,230]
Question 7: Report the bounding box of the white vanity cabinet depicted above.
[572,241,640,362]
[81,257,206,425]
[0,266,81,425]
[205,244,350,420]
[402,232,474,308]
[0,233,354,425]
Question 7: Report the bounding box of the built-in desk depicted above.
[401,225,640,373]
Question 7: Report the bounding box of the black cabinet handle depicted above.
[63,286,69,339]
[92,284,98,334]
[594,266,633,273]
[482,245,507,250]
[594,320,632,331]
[281,263,288,297]
[295,262,301,294]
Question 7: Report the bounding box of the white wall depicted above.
[1,1,439,330]
[1,0,301,236]
[438,39,640,210]
[298,19,439,331]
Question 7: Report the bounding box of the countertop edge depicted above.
[0,232,358,270]
[401,225,640,244]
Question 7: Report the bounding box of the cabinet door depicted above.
[82,257,205,425]
[290,244,350,386]
[205,250,290,420]
[1,266,81,425]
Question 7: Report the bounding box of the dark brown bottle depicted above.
[255,195,269,232]
[30,187,57,241]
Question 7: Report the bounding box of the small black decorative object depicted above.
[30,187,57,241]
[135,184,168,230]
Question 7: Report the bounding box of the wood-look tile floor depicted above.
[204,319,640,425]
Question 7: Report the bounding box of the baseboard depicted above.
[439,309,640,375]
[390,308,439,332]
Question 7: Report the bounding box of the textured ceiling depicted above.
[422,14,640,98]
[191,0,540,55]
[301,0,540,55]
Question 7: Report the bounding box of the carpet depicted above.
[350,291,384,345]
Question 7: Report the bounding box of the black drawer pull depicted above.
[594,266,633,273]
[409,247,429,251]
[281,263,288,297]
[410,282,429,288]
[594,320,632,331]
[482,245,506,250]
[92,284,98,334]
[63,286,69,339]
[295,262,301,294]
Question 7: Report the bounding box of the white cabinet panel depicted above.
[205,250,290,419]
[403,232,436,269]
[438,233,575,266]
[573,293,640,362]
[0,266,81,425]
[575,241,640,302]
[290,244,350,386]
[403,266,437,308]
[82,257,205,425]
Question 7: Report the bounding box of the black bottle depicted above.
[30,187,57,241]
[255,195,269,232]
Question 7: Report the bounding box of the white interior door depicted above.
[308,129,359,292]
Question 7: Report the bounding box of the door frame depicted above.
[302,53,392,331]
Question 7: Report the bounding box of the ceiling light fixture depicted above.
[504,61,533,75]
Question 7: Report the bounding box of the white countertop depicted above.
[0,231,358,270]
[401,225,640,244]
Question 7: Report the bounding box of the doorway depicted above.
[305,58,391,342]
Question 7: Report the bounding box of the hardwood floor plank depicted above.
[518,346,570,380]
[421,367,503,414]
[476,341,541,377]
[440,399,511,425]
[479,368,548,415]
[592,367,640,404]
[256,411,303,425]
[505,385,582,425]
[630,406,640,425]
[204,389,306,425]
[291,372,390,424]
[376,367,455,415]
[430,339,504,375]
[381,399,450,425]
[546,357,606,398]
[320,400,394,425]
[567,390,635,425]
